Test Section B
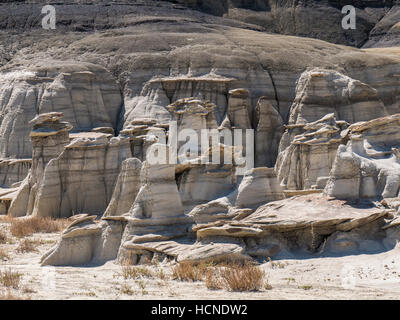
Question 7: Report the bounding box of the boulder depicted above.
[41,216,126,266]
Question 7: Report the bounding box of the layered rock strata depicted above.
[124,77,236,126]
[194,194,394,257]
[0,159,31,188]
[9,113,131,218]
[0,63,122,159]
[325,113,400,200]
[103,158,142,217]
[9,112,72,217]
[276,113,349,190]
[254,97,284,167]
[289,69,388,126]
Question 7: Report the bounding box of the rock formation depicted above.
[276,113,349,190]
[0,63,122,159]
[9,112,131,218]
[40,214,126,266]
[0,0,398,269]
[9,112,72,217]
[0,159,31,188]
[169,0,400,48]
[289,69,388,126]
[325,114,400,200]
[125,77,236,126]
[200,193,396,257]
[222,88,252,129]
[254,97,284,167]
[235,167,285,209]
[103,158,142,217]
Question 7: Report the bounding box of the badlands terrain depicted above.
[0,0,400,300]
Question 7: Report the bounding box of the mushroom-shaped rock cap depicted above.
[92,127,115,135]
[292,113,346,146]
[29,112,65,126]
[348,114,400,133]
[167,98,215,115]
[30,112,73,137]
[130,119,157,126]
[229,88,249,99]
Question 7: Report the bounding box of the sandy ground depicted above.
[1,219,400,300]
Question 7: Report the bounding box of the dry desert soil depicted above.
[1,218,400,300]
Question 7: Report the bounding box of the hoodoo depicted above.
[0,0,400,300]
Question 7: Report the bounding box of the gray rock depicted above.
[276,113,349,190]
[103,158,142,217]
[325,114,400,200]
[289,69,388,126]
[254,97,284,167]
[0,63,122,159]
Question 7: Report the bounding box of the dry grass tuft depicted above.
[219,262,265,292]
[298,285,313,290]
[22,286,36,294]
[205,268,223,290]
[0,247,9,260]
[0,230,7,244]
[264,281,273,290]
[10,217,68,238]
[120,283,135,295]
[172,262,208,282]
[0,216,14,223]
[267,257,286,269]
[121,265,153,280]
[155,268,169,280]
[172,261,268,291]
[16,239,39,253]
[0,269,23,289]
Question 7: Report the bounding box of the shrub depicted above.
[219,263,264,292]
[10,217,67,237]
[0,269,22,289]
